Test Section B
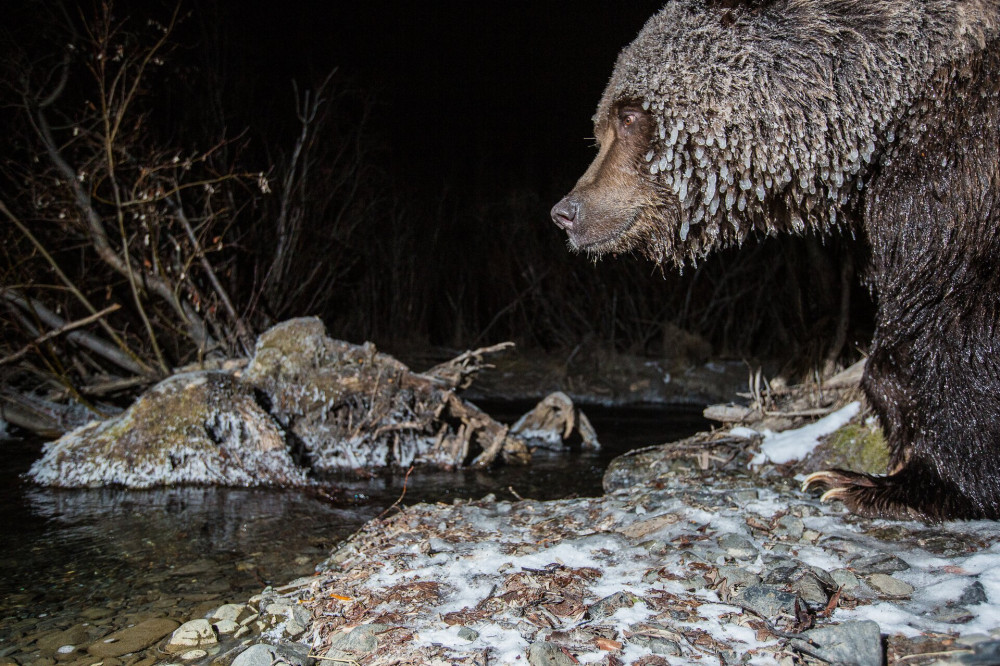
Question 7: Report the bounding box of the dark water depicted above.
[0,402,706,625]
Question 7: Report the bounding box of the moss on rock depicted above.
[29,371,305,488]
[807,422,890,476]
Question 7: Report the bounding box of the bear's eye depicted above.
[621,113,636,128]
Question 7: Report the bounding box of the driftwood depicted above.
[511,391,600,450]
[703,358,866,430]
[21,319,608,488]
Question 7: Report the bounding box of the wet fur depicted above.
[553,0,1000,520]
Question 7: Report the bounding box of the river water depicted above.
[0,403,707,643]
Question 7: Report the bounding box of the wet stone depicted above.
[734,584,799,618]
[718,533,758,560]
[789,620,883,666]
[35,626,91,654]
[526,641,576,666]
[850,553,909,575]
[866,573,914,597]
[87,618,179,658]
[53,646,83,662]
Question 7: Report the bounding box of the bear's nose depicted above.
[550,197,579,230]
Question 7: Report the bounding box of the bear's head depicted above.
[550,0,974,266]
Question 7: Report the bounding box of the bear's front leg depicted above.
[804,293,1000,521]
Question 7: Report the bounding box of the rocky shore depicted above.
[280,427,1000,666]
[7,322,1000,665]
[9,412,1000,666]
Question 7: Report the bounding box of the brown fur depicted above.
[552,0,1000,521]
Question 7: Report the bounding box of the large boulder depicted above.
[28,371,305,488]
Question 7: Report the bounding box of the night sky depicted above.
[226,1,667,197]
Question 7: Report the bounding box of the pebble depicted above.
[851,553,909,574]
[262,602,310,638]
[456,627,478,642]
[325,624,392,660]
[231,643,311,666]
[179,649,207,660]
[212,619,240,635]
[789,571,829,607]
[866,573,914,597]
[959,581,988,606]
[718,533,758,559]
[715,565,761,589]
[630,633,681,656]
[587,591,638,621]
[776,514,804,540]
[789,620,883,666]
[526,641,577,666]
[734,584,799,617]
[210,604,249,623]
[36,625,90,653]
[165,619,217,652]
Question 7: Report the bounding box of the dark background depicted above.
[227,1,666,195]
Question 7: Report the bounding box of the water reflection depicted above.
[0,403,707,623]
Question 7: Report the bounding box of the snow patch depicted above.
[749,402,861,465]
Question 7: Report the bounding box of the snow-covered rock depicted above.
[28,371,305,488]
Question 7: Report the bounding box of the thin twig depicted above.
[376,466,414,520]
[0,304,120,366]
[0,199,155,376]
[894,649,974,662]
[168,194,252,354]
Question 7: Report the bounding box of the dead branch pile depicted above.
[703,359,866,433]
[243,318,530,470]
[28,318,536,487]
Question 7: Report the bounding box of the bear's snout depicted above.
[550,196,579,231]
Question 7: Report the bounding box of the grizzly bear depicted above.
[551,0,1000,521]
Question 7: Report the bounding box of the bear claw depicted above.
[801,469,876,494]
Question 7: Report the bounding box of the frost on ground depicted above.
[289,416,1000,666]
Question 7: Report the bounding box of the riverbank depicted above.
[13,413,995,666]
[7,349,1000,665]
[282,421,1000,665]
